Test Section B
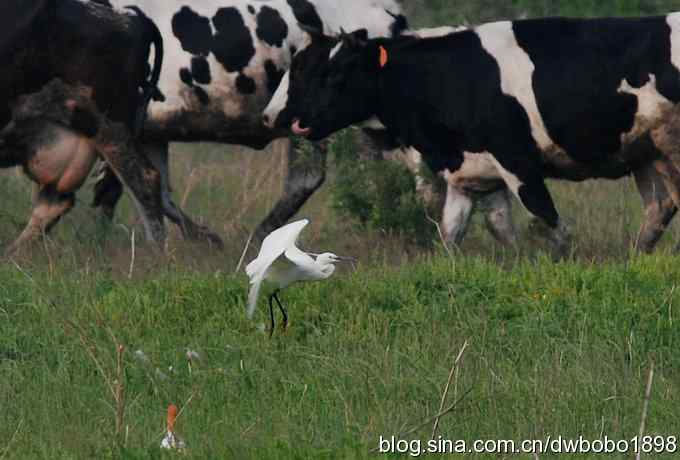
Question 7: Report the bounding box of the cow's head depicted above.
[264,28,384,141]
[262,24,340,132]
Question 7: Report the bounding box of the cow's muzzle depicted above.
[291,118,311,137]
[262,113,274,129]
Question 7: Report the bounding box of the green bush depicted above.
[329,130,435,246]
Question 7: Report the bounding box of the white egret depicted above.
[245,219,355,336]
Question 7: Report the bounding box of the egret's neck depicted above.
[317,263,336,279]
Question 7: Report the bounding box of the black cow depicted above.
[0,0,167,250]
[276,16,680,254]
[0,79,166,253]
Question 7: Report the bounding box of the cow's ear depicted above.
[386,10,409,36]
[363,42,389,71]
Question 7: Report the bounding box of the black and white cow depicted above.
[0,0,167,250]
[264,24,521,248]
[265,15,680,254]
[97,0,408,243]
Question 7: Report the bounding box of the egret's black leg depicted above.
[273,293,288,331]
[268,294,276,338]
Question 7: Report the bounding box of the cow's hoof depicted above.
[198,227,224,250]
[527,217,553,239]
[528,217,573,259]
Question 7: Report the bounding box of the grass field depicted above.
[1,249,679,459]
[3,2,680,457]
[0,139,678,459]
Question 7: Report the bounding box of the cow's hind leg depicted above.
[481,188,517,246]
[491,157,571,256]
[96,140,166,246]
[254,138,327,240]
[92,161,124,220]
[648,118,680,252]
[145,142,223,248]
[7,187,75,255]
[633,161,677,253]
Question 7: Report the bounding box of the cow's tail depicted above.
[126,5,165,136]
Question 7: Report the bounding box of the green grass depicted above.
[0,253,679,459]
[0,137,677,458]
[4,4,680,457]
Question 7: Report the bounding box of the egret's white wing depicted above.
[283,246,318,279]
[245,219,309,318]
[245,219,309,278]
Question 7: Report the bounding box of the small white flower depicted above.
[185,349,201,362]
[155,368,169,381]
[161,431,186,450]
[133,349,149,364]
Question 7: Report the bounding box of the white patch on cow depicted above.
[262,71,290,126]
[443,152,502,188]
[488,156,524,197]
[617,74,673,144]
[329,42,344,59]
[667,13,680,72]
[309,0,401,36]
[476,21,557,152]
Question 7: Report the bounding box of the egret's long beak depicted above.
[309,253,357,263]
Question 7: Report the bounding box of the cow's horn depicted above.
[299,22,323,38]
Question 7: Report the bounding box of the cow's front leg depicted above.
[491,157,571,257]
[633,161,677,253]
[254,138,327,241]
[96,139,166,246]
[480,188,517,246]
[145,142,223,249]
[649,120,680,253]
[7,187,75,255]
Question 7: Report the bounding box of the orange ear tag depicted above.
[379,46,389,68]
